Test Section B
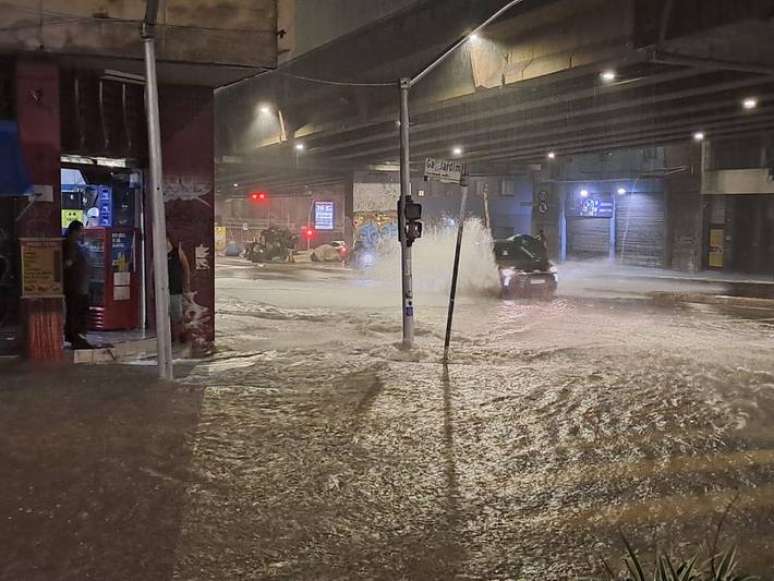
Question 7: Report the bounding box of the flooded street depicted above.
[171,253,774,579]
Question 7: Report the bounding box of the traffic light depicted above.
[401,198,423,247]
[249,191,268,203]
[302,226,315,240]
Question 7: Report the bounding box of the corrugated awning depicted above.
[0,120,30,197]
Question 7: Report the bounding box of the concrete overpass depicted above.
[216,0,774,193]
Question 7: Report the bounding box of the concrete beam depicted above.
[0,1,277,84]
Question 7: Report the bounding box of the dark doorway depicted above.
[731,195,774,275]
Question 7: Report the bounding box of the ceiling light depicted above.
[617,187,626,195]
[742,97,758,110]
[547,151,556,160]
[580,189,589,198]
[693,131,705,142]
[600,70,616,83]
[295,143,305,151]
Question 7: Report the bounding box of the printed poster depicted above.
[20,238,63,298]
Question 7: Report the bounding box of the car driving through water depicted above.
[493,234,558,299]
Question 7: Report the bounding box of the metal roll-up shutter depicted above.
[616,193,665,266]
[567,217,610,260]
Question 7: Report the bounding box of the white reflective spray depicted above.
[367,218,500,297]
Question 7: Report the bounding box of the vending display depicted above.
[84,228,139,330]
[61,169,144,332]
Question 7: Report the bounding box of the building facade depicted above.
[0,1,277,359]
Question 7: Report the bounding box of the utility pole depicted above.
[482,182,491,232]
[398,78,415,348]
[443,178,468,363]
[142,0,173,380]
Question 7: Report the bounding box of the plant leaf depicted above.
[678,556,696,581]
[716,547,737,579]
[622,536,647,581]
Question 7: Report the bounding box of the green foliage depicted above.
[603,538,757,581]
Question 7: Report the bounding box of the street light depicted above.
[295,143,305,151]
[693,131,705,142]
[452,146,463,156]
[580,189,589,198]
[742,97,758,110]
[547,151,556,160]
[259,104,271,115]
[469,33,479,41]
[617,187,627,195]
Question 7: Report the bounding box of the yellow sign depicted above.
[215,226,227,252]
[61,209,84,230]
[20,238,63,298]
[708,228,724,268]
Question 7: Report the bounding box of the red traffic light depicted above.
[249,191,267,203]
[302,227,315,239]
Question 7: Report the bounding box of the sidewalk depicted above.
[558,261,774,304]
[0,360,203,581]
[598,265,774,298]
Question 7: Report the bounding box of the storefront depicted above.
[60,163,146,333]
[561,183,666,267]
[2,62,216,360]
[704,169,774,274]
[0,119,29,355]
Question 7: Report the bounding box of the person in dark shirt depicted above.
[167,235,191,343]
[63,220,92,349]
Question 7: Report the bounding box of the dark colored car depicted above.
[493,234,558,299]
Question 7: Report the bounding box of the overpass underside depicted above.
[216,0,774,274]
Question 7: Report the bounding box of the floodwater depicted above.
[173,223,774,579]
[4,223,771,580]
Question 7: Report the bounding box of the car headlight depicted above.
[499,267,515,286]
[500,267,516,278]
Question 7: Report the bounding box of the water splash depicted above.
[366,218,500,296]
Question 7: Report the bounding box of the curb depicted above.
[649,291,774,309]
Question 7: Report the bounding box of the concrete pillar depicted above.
[15,59,63,361]
[664,142,703,272]
[158,85,215,355]
[344,173,354,244]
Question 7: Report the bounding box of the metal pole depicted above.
[609,194,617,264]
[482,185,491,232]
[142,26,173,380]
[443,181,468,363]
[399,78,415,348]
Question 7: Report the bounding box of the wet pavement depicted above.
[3,253,774,579]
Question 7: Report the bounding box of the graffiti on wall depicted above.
[195,244,210,270]
[184,291,212,344]
[353,212,398,249]
[163,175,212,207]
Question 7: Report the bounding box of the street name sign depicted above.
[424,158,465,184]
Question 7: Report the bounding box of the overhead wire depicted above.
[271,70,394,88]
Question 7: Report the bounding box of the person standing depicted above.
[63,220,92,349]
[167,235,191,343]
